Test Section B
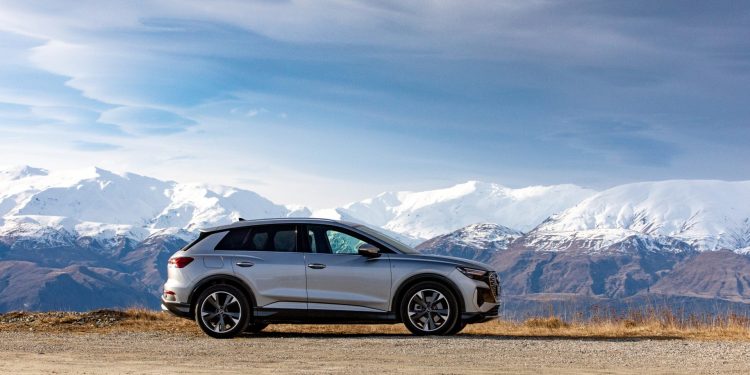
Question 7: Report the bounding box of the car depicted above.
[161,218,501,338]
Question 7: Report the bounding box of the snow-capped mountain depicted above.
[3,166,749,254]
[522,180,750,253]
[0,166,309,243]
[3,165,750,312]
[315,180,595,242]
[416,223,522,262]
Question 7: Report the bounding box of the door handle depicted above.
[307,263,326,269]
[235,261,255,268]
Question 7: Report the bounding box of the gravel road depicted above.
[1,331,749,374]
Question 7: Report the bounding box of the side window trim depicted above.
[296,224,306,253]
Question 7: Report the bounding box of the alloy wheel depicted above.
[199,291,242,333]
[407,289,451,332]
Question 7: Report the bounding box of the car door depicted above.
[216,224,307,311]
[303,224,392,312]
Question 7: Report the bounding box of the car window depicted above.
[273,229,296,251]
[307,225,380,255]
[252,231,268,249]
[326,230,366,254]
[215,225,297,252]
[215,228,252,250]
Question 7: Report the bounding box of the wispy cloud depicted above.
[72,140,121,152]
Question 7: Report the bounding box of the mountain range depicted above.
[1,165,749,315]
[313,180,594,242]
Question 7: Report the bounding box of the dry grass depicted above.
[1,308,749,340]
[0,309,199,334]
[523,316,569,329]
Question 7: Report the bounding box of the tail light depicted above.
[168,257,194,268]
[163,290,176,301]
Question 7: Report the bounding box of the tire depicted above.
[245,323,268,334]
[194,284,250,339]
[447,321,466,335]
[400,281,461,336]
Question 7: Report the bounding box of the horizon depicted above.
[1,1,749,208]
[3,163,750,211]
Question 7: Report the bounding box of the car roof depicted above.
[200,217,362,233]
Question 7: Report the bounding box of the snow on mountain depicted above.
[434,223,522,249]
[528,180,750,252]
[416,223,522,262]
[149,183,292,233]
[517,228,695,254]
[315,181,596,242]
[0,166,302,242]
[4,166,749,255]
[0,165,49,181]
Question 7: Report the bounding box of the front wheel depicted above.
[447,321,467,335]
[400,281,461,335]
[194,284,250,339]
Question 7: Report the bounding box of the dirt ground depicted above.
[2,330,750,374]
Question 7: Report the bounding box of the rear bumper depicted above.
[161,299,192,319]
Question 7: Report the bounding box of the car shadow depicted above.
[453,334,684,342]
[239,331,684,342]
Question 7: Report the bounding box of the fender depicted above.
[188,274,257,313]
[391,273,465,320]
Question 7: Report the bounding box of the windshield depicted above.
[353,224,419,254]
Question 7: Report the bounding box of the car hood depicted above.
[393,253,495,271]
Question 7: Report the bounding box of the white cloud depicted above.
[28,40,154,107]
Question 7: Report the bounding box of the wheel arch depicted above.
[391,273,465,322]
[188,274,257,316]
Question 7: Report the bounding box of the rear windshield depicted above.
[181,236,203,251]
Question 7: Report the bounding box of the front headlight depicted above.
[457,266,488,280]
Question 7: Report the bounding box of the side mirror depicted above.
[357,243,381,257]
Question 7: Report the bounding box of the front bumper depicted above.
[462,303,501,323]
[161,298,192,319]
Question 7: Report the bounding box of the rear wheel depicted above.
[194,284,249,339]
[400,281,460,335]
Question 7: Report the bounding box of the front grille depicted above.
[488,272,499,301]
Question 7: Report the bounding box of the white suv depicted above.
[162,218,500,338]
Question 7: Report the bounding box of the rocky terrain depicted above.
[1,330,749,374]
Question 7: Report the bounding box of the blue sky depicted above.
[0,1,748,208]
